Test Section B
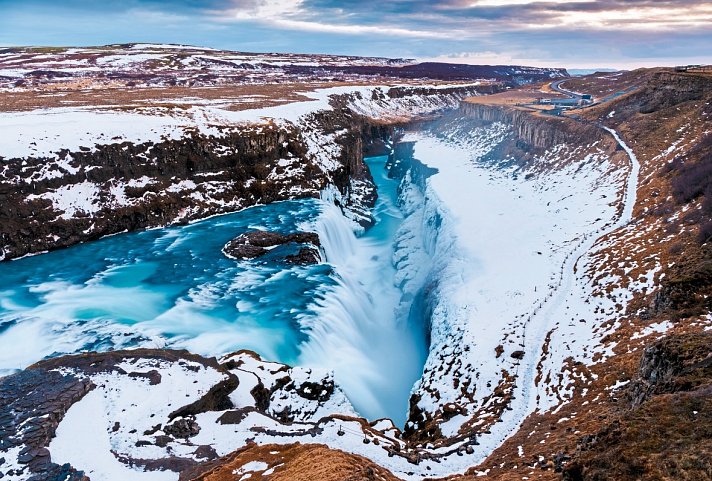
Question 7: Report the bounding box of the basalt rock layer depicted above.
[0,84,494,262]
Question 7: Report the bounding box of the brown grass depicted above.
[181,443,403,481]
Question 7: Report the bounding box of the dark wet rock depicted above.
[0,366,93,479]
[250,381,271,411]
[164,417,201,438]
[217,408,254,425]
[285,247,321,265]
[295,379,335,402]
[169,373,238,419]
[234,230,320,248]
[222,230,321,265]
[223,243,266,259]
[193,445,218,460]
[154,435,173,448]
[128,369,162,385]
[510,350,525,360]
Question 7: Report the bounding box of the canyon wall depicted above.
[0,85,488,261]
[392,105,628,451]
[459,102,606,152]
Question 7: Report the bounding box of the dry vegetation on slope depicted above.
[180,443,402,481]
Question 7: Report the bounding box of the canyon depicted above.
[1,45,711,481]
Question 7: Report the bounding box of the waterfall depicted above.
[312,197,359,266]
[296,166,428,425]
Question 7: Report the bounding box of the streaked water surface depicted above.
[0,156,427,424]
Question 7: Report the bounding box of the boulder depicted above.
[222,230,321,265]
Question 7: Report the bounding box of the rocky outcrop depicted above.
[459,102,606,153]
[0,368,93,480]
[629,332,712,406]
[222,230,321,265]
[0,349,238,480]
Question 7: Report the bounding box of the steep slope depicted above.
[440,69,712,481]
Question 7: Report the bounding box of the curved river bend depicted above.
[0,155,427,426]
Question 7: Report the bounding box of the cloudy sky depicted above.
[0,0,710,68]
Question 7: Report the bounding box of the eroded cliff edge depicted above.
[0,84,490,261]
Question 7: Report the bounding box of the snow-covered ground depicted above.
[392,120,642,464]
[0,84,479,162]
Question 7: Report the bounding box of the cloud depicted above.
[212,0,464,38]
[208,0,712,41]
[1,0,710,68]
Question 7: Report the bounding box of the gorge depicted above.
[1,46,711,481]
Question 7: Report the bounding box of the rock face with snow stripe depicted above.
[0,83,492,261]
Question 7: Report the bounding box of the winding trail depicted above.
[468,125,641,465]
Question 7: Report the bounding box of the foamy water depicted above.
[0,156,427,425]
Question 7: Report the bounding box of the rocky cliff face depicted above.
[1,123,313,260]
[1,84,491,261]
[459,102,605,153]
[627,71,712,115]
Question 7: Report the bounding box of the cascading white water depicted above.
[296,160,428,425]
[311,196,360,266]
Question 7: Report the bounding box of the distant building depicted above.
[536,95,594,109]
[675,65,711,73]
